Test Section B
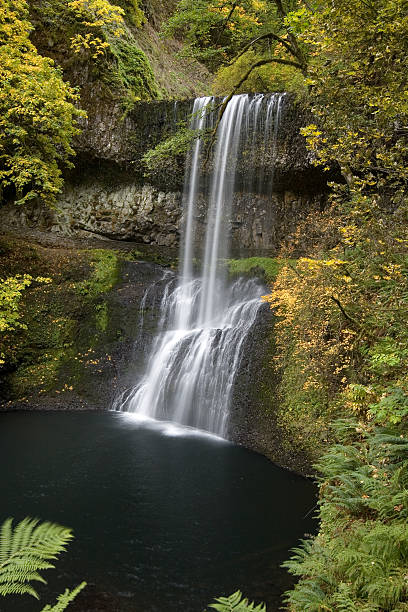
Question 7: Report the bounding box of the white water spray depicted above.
[115,93,285,436]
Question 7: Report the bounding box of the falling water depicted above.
[115,93,285,436]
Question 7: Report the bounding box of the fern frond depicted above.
[284,580,328,611]
[208,590,266,611]
[330,582,358,611]
[371,432,408,459]
[0,517,73,599]
[40,582,87,611]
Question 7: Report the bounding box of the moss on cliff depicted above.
[106,39,162,102]
[28,0,209,118]
[28,0,162,104]
[75,250,120,299]
[0,239,124,403]
[113,0,144,27]
[227,257,297,284]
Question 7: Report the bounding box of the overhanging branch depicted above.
[204,56,304,161]
[330,295,361,329]
[215,1,238,45]
[232,32,299,64]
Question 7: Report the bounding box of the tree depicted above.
[263,3,408,609]
[0,0,83,207]
[66,0,126,58]
[162,0,308,92]
[295,0,408,206]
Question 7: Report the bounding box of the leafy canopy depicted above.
[262,2,408,609]
[0,0,83,206]
[295,0,408,204]
[67,0,126,57]
[162,0,308,93]
[162,0,272,69]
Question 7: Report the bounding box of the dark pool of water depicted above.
[0,412,317,612]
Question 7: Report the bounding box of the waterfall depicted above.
[114,93,285,436]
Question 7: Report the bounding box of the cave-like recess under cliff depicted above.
[2,96,337,254]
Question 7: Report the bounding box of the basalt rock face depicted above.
[0,234,311,473]
[0,247,170,413]
[2,96,335,252]
[193,191,327,252]
[228,303,313,475]
[74,100,189,183]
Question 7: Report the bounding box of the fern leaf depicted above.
[40,582,87,612]
[208,590,266,611]
[0,517,73,599]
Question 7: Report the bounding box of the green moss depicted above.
[227,257,297,284]
[109,39,161,102]
[112,0,144,27]
[75,250,119,299]
[95,302,109,332]
[25,303,75,351]
[142,126,204,170]
[276,361,331,461]
[29,0,161,106]
[8,350,64,396]
[0,242,128,400]
[129,247,178,268]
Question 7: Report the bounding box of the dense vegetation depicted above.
[260,1,408,609]
[162,0,307,94]
[0,0,82,207]
[1,0,408,610]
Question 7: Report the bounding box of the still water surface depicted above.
[0,412,317,611]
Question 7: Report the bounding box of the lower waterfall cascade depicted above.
[114,93,286,436]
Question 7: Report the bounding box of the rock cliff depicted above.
[3,96,336,253]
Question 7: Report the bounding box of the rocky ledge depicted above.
[1,96,338,253]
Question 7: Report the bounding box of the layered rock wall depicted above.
[2,96,335,252]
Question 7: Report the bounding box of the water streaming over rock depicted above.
[114,93,285,436]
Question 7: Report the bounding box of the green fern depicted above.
[208,590,266,611]
[0,517,74,598]
[284,418,408,611]
[40,582,87,611]
[283,580,328,612]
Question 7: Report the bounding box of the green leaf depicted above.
[208,590,266,611]
[0,517,73,599]
[40,582,87,611]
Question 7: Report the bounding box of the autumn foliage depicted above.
[260,2,408,609]
[0,0,83,206]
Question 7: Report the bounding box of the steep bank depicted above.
[0,234,169,411]
[28,0,210,103]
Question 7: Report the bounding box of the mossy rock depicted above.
[109,39,161,102]
[227,257,297,284]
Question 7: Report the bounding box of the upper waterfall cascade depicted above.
[114,93,285,436]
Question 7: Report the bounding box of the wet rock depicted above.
[1,97,338,253]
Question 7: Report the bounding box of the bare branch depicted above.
[330,295,362,329]
[270,0,307,70]
[233,57,304,86]
[272,0,286,19]
[232,32,299,65]
[215,1,238,45]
